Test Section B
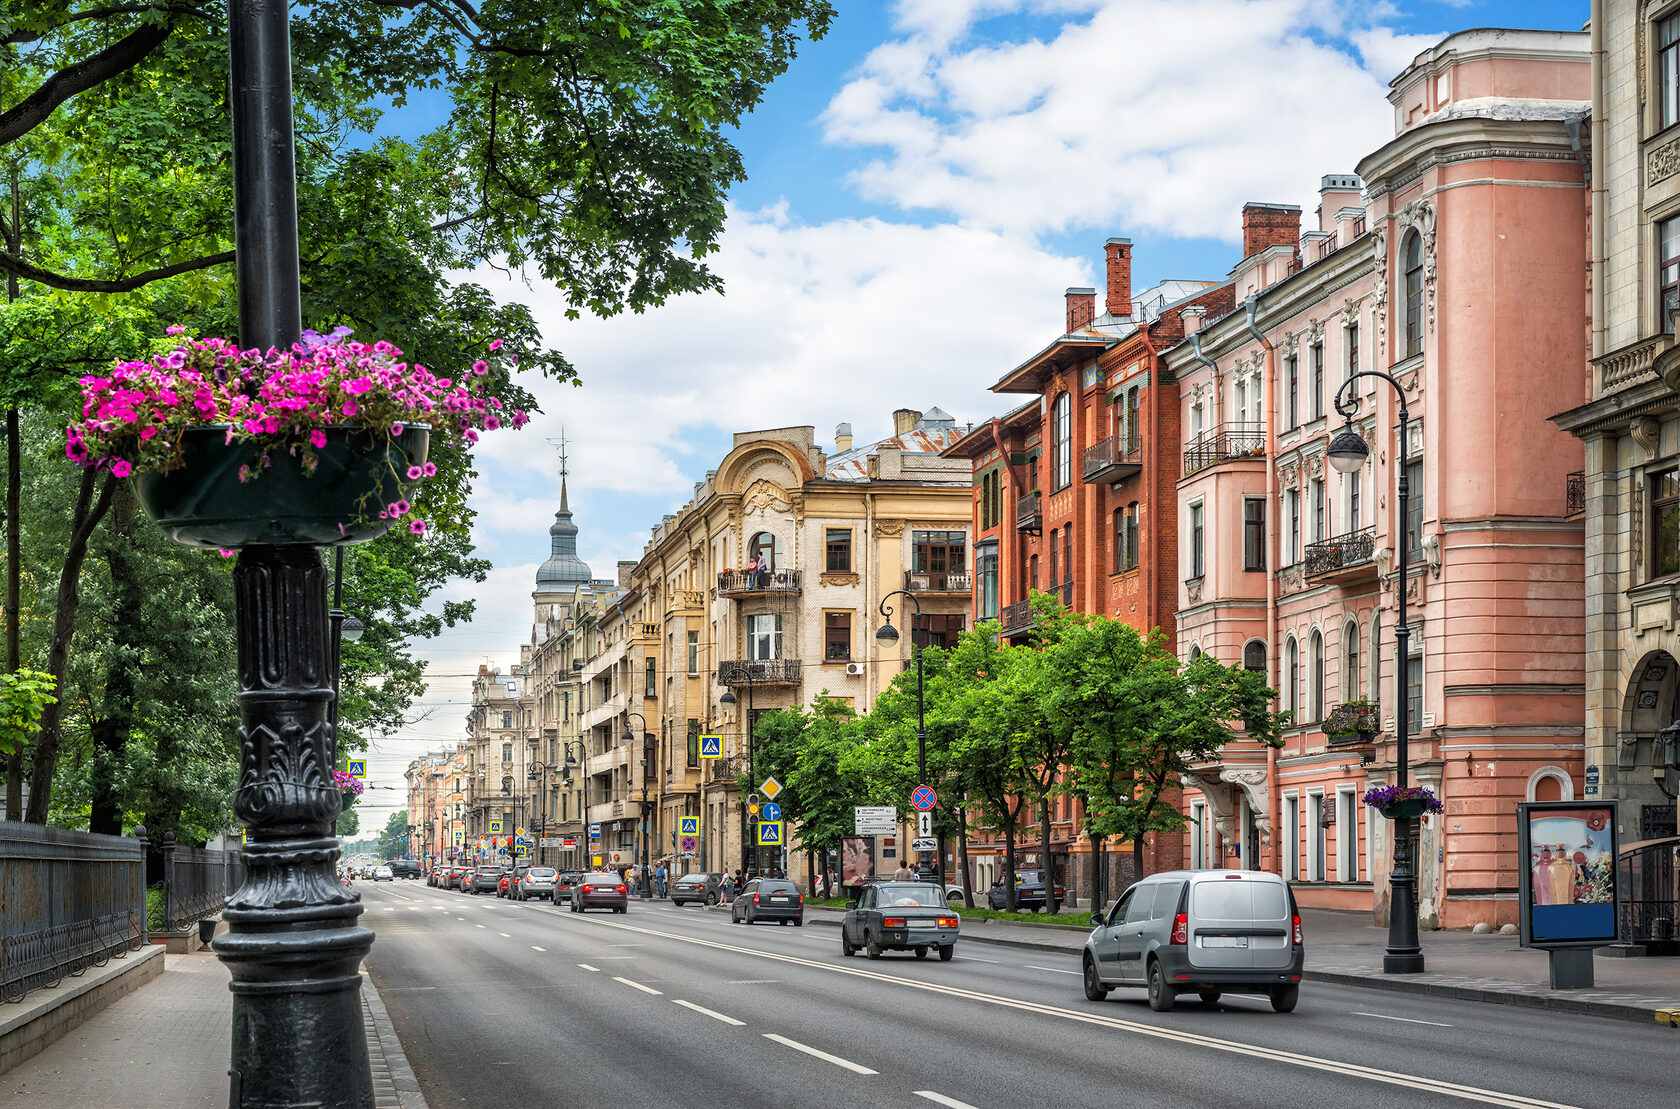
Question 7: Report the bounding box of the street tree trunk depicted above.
[4,408,20,818]
[1003,821,1018,912]
[956,806,973,908]
[1039,793,1057,915]
[89,485,136,835]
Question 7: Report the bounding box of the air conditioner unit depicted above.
[845,662,866,677]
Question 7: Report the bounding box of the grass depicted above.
[804,894,1092,926]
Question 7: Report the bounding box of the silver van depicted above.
[1081,869,1303,1013]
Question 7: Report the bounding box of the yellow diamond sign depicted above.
[761,777,782,800]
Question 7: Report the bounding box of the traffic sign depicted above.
[678,816,699,837]
[488,820,504,834]
[911,837,936,852]
[515,845,529,857]
[588,822,601,838]
[515,827,526,837]
[758,821,783,847]
[562,838,577,848]
[346,759,367,779]
[910,784,937,812]
[917,811,932,838]
[700,735,722,759]
[762,801,782,823]
[854,806,896,835]
[761,776,782,800]
[680,834,697,853]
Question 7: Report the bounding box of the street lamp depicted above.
[1327,370,1424,975]
[876,589,941,889]
[623,712,652,899]
[718,667,757,876]
[558,740,585,867]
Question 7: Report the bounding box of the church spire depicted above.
[558,425,570,513]
[535,428,592,589]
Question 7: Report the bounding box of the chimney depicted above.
[835,422,854,453]
[1180,304,1207,337]
[1241,203,1302,260]
[1104,238,1132,320]
[892,409,922,437]
[1065,287,1097,334]
[1316,174,1363,234]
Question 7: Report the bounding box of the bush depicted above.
[146,884,165,933]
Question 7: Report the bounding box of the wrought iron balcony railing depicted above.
[1303,526,1377,581]
[1015,491,1041,533]
[717,659,802,686]
[1182,423,1266,477]
[1000,598,1036,636]
[905,570,971,593]
[1565,471,1585,518]
[717,568,802,597]
[1082,435,1143,485]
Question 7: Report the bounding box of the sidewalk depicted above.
[0,952,426,1108]
[800,902,1680,1024]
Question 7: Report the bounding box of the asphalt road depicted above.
[358,880,1673,1108]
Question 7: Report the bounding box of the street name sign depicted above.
[910,784,937,811]
[762,801,782,823]
[678,816,699,837]
[854,806,896,835]
[911,837,936,852]
[761,777,782,800]
[700,735,722,759]
[758,821,783,847]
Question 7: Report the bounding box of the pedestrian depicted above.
[813,871,826,898]
[720,871,735,902]
[655,861,669,898]
[893,860,911,881]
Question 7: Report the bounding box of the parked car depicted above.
[442,866,466,890]
[498,867,526,898]
[841,881,958,960]
[371,865,394,882]
[1081,870,1304,1013]
[515,867,559,901]
[388,860,421,880]
[570,872,629,914]
[987,869,1066,912]
[731,879,805,926]
[670,872,725,906]
[553,869,585,904]
[470,867,504,895]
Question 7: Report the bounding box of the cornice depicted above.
[1358,117,1583,197]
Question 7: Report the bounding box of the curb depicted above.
[362,974,428,1109]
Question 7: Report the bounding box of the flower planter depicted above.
[134,425,429,549]
[1379,797,1429,820]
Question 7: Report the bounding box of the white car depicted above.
[372,865,394,882]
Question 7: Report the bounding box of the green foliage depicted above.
[377,808,410,860]
[0,667,56,756]
[336,808,360,837]
[146,884,165,934]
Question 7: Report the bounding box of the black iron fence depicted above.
[160,831,244,933]
[1565,471,1585,517]
[717,658,802,685]
[1303,526,1377,579]
[1182,422,1266,477]
[1000,598,1036,635]
[1,823,147,1004]
[1618,836,1679,952]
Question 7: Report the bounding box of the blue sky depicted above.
[355,0,1590,830]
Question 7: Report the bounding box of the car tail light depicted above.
[752,893,761,904]
[1170,913,1189,945]
[797,894,804,904]
[1292,915,1303,945]
[581,885,594,893]
[937,917,958,929]
[615,885,626,893]
[883,917,906,928]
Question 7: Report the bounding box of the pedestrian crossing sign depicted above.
[346,759,367,779]
[758,821,783,847]
[489,820,504,834]
[700,735,722,759]
[679,816,699,837]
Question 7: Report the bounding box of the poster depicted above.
[1517,801,1620,948]
[842,836,876,890]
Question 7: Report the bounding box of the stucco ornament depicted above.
[1306,454,1324,479]
[741,480,793,516]
[1371,224,1388,357]
[1374,545,1393,580]
[1306,317,1324,346]
[1341,296,1361,327]
[1398,200,1438,333]
[1181,771,1237,846]
[872,519,905,538]
[1631,416,1661,460]
[1185,578,1204,604]
[1278,329,1300,357]
[1421,532,1443,577]
[1220,767,1273,844]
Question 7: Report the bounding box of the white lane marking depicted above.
[499,933,511,938]
[531,946,547,953]
[672,999,746,1026]
[1353,1011,1453,1028]
[915,1093,978,1109]
[382,908,395,912]
[614,976,663,996]
[578,964,600,972]
[567,916,1574,1109]
[959,957,998,964]
[763,1033,877,1075]
[476,924,486,929]
[1025,965,1080,976]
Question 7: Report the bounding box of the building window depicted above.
[912,613,966,650]
[1119,503,1139,572]
[502,742,513,762]
[1662,215,1680,332]
[1405,459,1424,563]
[1112,509,1124,573]
[1047,527,1058,587]
[980,470,1004,529]
[1285,636,1299,718]
[1286,354,1299,427]
[826,528,852,573]
[748,531,780,570]
[1343,623,1359,701]
[1405,641,1423,737]
[1345,469,1362,530]
[686,631,699,676]
[1285,488,1300,565]
[1060,526,1072,597]
[1662,14,1680,129]
[1345,322,1359,382]
[1243,640,1267,673]
[1368,616,1382,703]
[644,657,655,696]
[1029,554,1038,593]
[1191,801,1207,869]
[1337,790,1358,882]
[1309,794,1326,882]
[1309,630,1324,723]
[1403,232,1424,358]
[1125,387,1141,452]
[823,611,852,661]
[1310,477,1325,542]
[1652,467,1680,578]
[687,719,699,767]
[748,613,782,661]
[1243,497,1266,571]
[1190,399,1204,441]
[1189,503,1205,579]
[977,545,999,619]
[501,710,512,729]
[1235,377,1247,426]
[1285,795,1299,881]
[1310,343,1324,420]
[1051,392,1072,489]
[913,530,966,574]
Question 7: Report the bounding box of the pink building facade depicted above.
[1166,29,1591,928]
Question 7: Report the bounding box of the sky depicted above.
[351,0,1590,837]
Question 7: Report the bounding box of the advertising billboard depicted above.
[1517,801,1620,949]
[841,836,876,890]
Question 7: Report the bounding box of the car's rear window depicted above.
[677,874,711,883]
[583,873,620,883]
[877,884,943,906]
[759,881,798,893]
[528,868,556,877]
[1191,879,1288,920]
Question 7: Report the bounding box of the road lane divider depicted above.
[915,1093,979,1109]
[566,915,1576,1109]
[1353,1011,1452,1028]
[763,1033,877,1075]
[672,1000,745,1026]
[531,946,546,952]
[614,977,663,996]
[578,964,600,972]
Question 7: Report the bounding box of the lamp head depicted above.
[341,613,365,642]
[1326,423,1369,474]
[876,622,900,646]
[720,688,737,706]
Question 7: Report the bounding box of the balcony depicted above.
[1000,598,1036,637]
[717,659,802,686]
[1324,701,1380,747]
[1565,471,1585,518]
[1182,423,1265,477]
[905,570,971,594]
[1083,435,1142,486]
[1303,527,1377,583]
[707,755,747,784]
[717,568,802,598]
[1016,491,1041,533]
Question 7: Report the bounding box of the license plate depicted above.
[1201,936,1248,948]
[770,896,790,902]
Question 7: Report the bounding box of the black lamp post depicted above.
[1327,371,1424,975]
[559,740,585,867]
[718,668,756,876]
[876,589,941,889]
[327,547,364,762]
[622,711,653,898]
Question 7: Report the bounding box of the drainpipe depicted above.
[1587,17,1604,364]
[1244,295,1281,875]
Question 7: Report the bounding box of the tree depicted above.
[378,809,410,860]
[757,696,870,894]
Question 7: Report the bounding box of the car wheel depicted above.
[914,947,928,959]
[1198,990,1222,1005]
[947,891,962,904]
[704,892,718,907]
[779,920,789,926]
[1270,984,1299,1014]
[672,899,684,907]
[794,919,803,927]
[866,938,884,960]
[1083,955,1109,1001]
[842,936,856,957]
[1147,961,1175,1012]
[939,944,954,962]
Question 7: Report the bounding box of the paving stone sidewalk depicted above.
[0,952,426,1109]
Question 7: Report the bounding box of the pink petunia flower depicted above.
[488,339,503,351]
[390,422,405,436]
[310,429,328,449]
[407,465,424,479]
[111,460,132,478]
[409,519,426,535]
[422,462,437,476]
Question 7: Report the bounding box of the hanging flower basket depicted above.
[334,769,364,811]
[1362,784,1441,820]
[1325,699,1380,746]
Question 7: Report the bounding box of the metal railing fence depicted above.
[160,832,244,933]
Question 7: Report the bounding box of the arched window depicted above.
[1310,630,1325,722]
[1189,644,1203,664]
[1343,621,1360,702]
[1243,640,1267,673]
[1051,393,1072,489]
[1368,616,1382,703]
[748,531,780,570]
[1403,232,1424,358]
[1285,637,1299,717]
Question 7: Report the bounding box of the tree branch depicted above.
[2,5,216,46]
[0,21,173,146]
[0,247,232,292]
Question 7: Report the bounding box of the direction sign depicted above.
[917,811,932,838]
[761,777,782,800]
[680,834,697,853]
[678,816,699,837]
[700,735,722,759]
[762,801,782,823]
[854,806,896,835]
[488,820,504,834]
[911,837,936,852]
[346,759,367,779]
[910,784,937,812]
[758,821,783,847]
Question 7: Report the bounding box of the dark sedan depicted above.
[670,872,724,906]
[569,872,628,914]
[444,866,467,890]
[731,879,804,925]
[841,881,958,960]
[986,869,1066,912]
[469,867,505,894]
